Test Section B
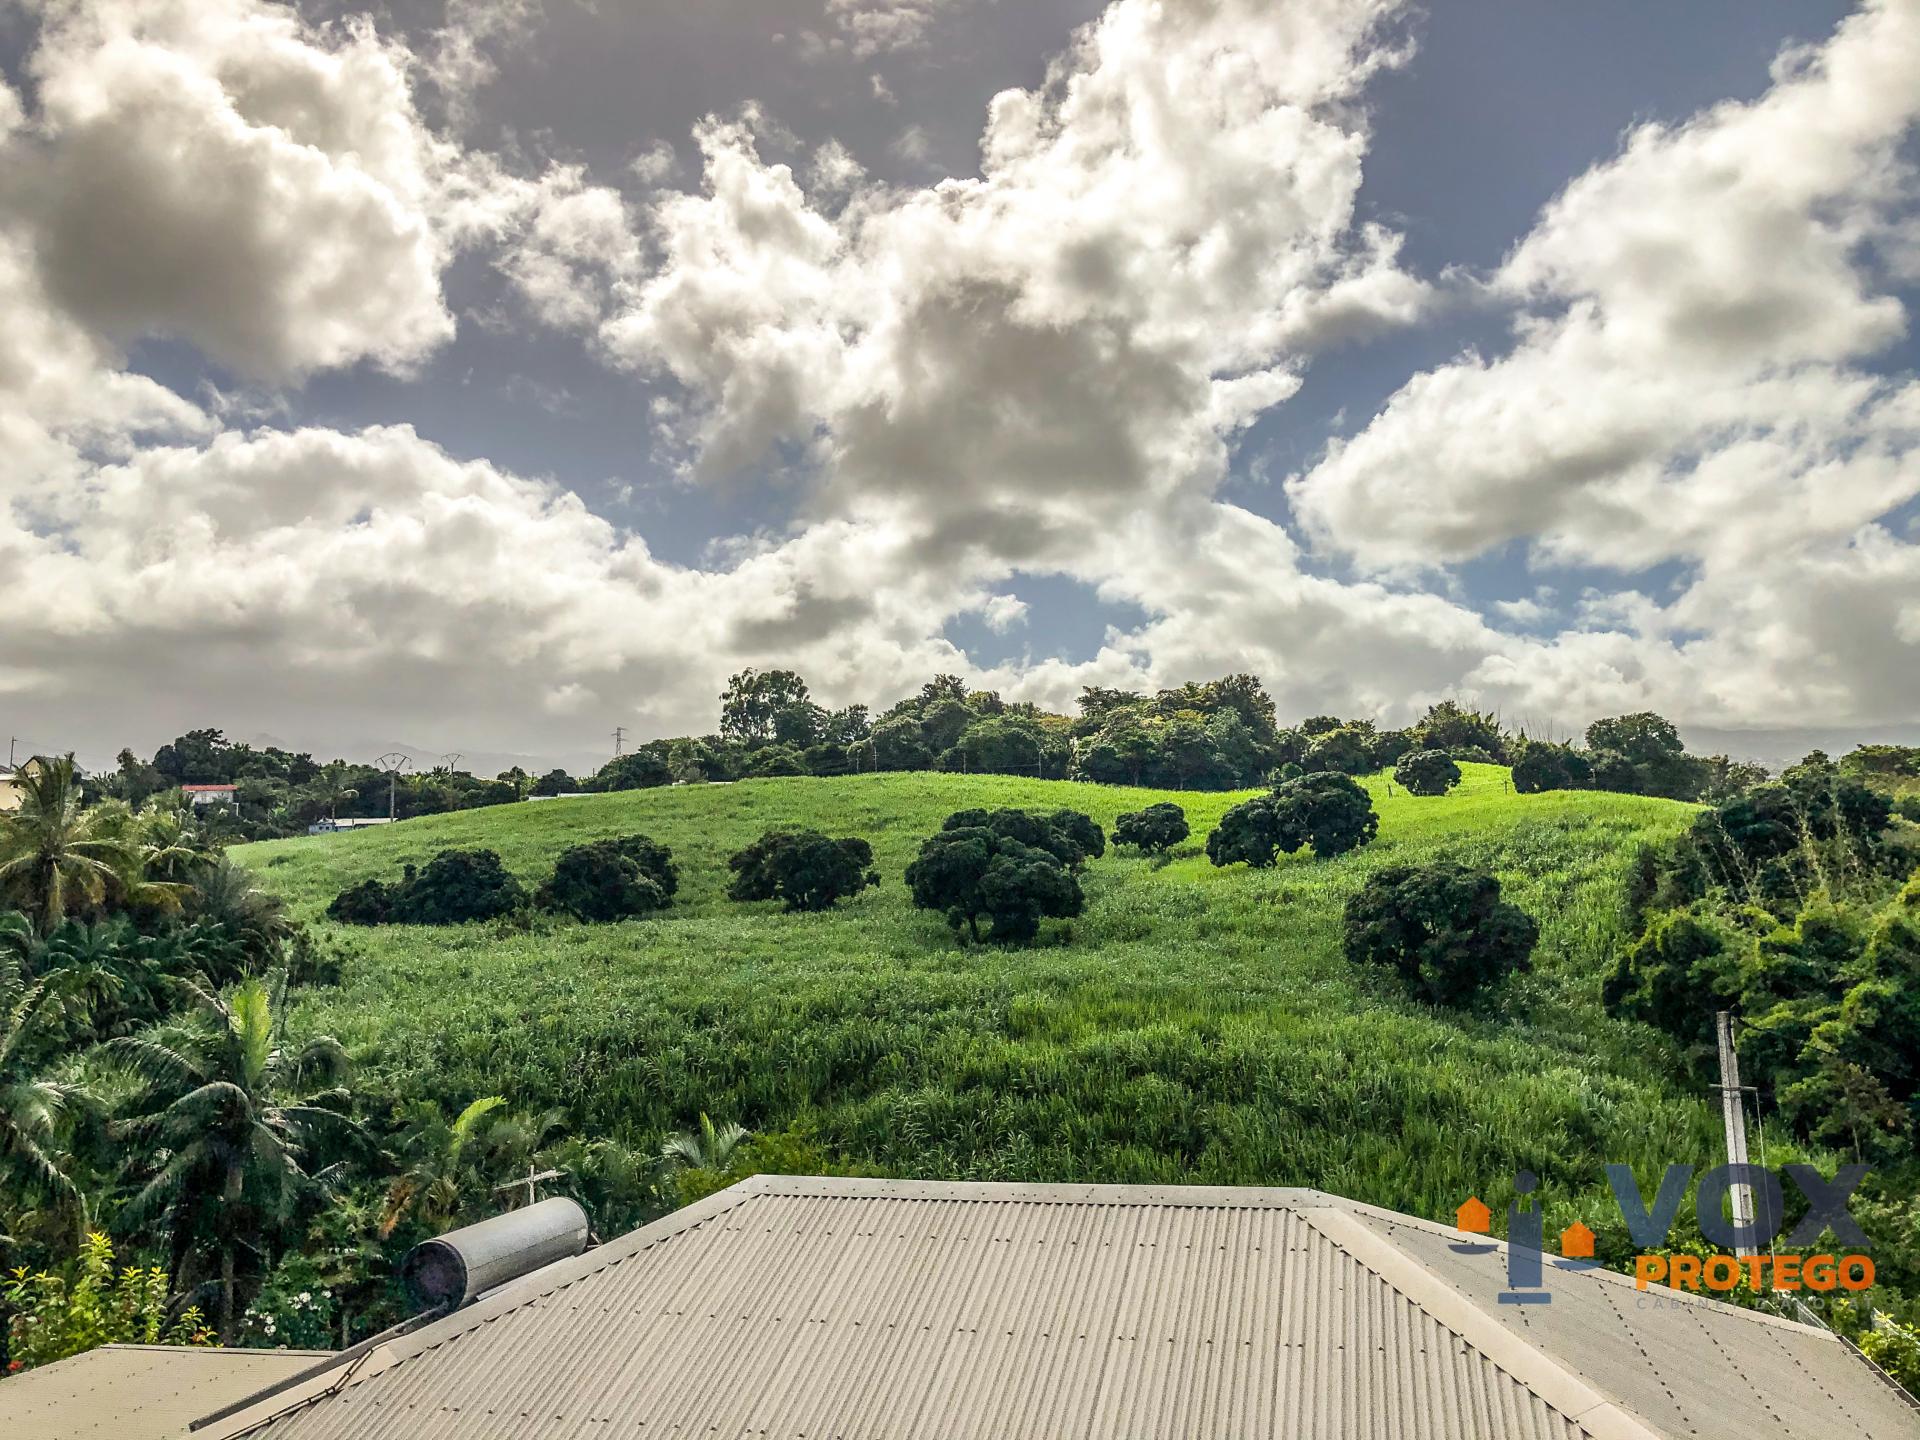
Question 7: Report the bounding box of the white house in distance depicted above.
[180,783,238,808]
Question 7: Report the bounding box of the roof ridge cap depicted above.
[1301,1204,1672,1440]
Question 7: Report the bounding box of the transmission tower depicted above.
[374,752,413,821]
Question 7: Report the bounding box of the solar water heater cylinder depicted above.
[402,1196,590,1310]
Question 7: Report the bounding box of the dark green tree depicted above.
[1113,803,1188,854]
[904,827,1083,944]
[1207,771,1379,866]
[1394,749,1462,797]
[719,669,814,745]
[727,830,879,911]
[536,836,678,922]
[1343,864,1538,1006]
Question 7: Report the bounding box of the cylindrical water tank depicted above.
[402,1197,590,1310]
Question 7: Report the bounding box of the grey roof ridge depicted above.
[1300,1203,1672,1440]
[197,1175,783,1439]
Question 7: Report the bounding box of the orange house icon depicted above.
[1559,1221,1596,1259]
[1456,1196,1492,1234]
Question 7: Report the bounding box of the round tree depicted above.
[1113,802,1189,854]
[904,825,1083,944]
[1342,863,1538,1005]
[537,834,677,922]
[939,808,1101,868]
[727,830,880,912]
[1394,749,1462,797]
[1270,771,1378,858]
[399,848,529,924]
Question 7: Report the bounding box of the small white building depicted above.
[180,783,238,808]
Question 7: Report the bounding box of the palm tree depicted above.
[134,806,215,887]
[380,1095,507,1236]
[108,977,364,1340]
[0,757,136,935]
[0,955,85,1228]
[305,764,359,821]
[660,1113,749,1173]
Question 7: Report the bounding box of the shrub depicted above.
[4,1233,215,1371]
[939,808,1102,868]
[1394,749,1462,797]
[905,825,1083,944]
[727,830,880,911]
[1411,700,1508,762]
[1343,863,1538,1005]
[400,849,529,924]
[1113,802,1189,854]
[327,876,396,926]
[1510,742,1591,794]
[1207,771,1379,868]
[537,835,678,922]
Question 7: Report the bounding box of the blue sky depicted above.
[1,0,1916,772]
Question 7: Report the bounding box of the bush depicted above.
[1206,771,1378,868]
[326,850,526,926]
[727,830,880,911]
[596,751,672,791]
[1394,749,1462,797]
[537,835,678,922]
[1510,742,1592,794]
[905,825,1083,944]
[1113,802,1189,854]
[939,808,1102,868]
[4,1233,215,1371]
[327,876,396,926]
[401,849,529,924]
[1343,863,1538,1005]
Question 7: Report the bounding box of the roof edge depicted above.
[1303,1204,1671,1440]
[197,1177,780,1440]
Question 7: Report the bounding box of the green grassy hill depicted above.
[236,765,1714,1226]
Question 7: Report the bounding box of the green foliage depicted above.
[595,750,673,792]
[326,849,527,927]
[5,1233,215,1371]
[938,808,1102,869]
[241,1253,337,1349]
[1511,742,1593,795]
[727,830,879,912]
[1858,1314,1920,1393]
[1301,726,1374,777]
[1394,749,1462,797]
[719,668,815,746]
[740,745,808,779]
[1113,803,1189,854]
[1206,771,1378,867]
[1411,702,1509,763]
[1585,712,1705,800]
[1601,910,1742,1062]
[906,819,1085,945]
[536,835,678,922]
[230,769,1723,1276]
[1343,863,1538,1005]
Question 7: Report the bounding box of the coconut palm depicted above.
[108,977,364,1339]
[0,956,85,1226]
[0,756,136,935]
[380,1095,507,1236]
[305,764,360,821]
[660,1113,748,1173]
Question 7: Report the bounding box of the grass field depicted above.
[235,765,1718,1229]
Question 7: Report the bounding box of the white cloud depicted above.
[977,593,1028,633]
[826,0,962,59]
[496,165,644,329]
[3,0,508,382]
[1288,0,1920,575]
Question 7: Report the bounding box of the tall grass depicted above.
[236,765,1715,1227]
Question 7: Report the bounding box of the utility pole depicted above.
[1715,1010,1757,1258]
[612,726,626,759]
[493,1165,566,1209]
[375,752,412,822]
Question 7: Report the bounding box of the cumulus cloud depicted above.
[1289,0,1920,574]
[2,0,499,381]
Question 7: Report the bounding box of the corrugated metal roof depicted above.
[202,1177,1920,1440]
[0,1343,331,1440]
